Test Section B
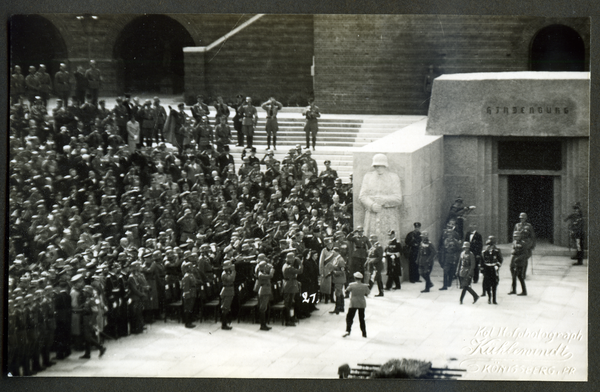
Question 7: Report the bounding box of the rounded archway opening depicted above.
[9,15,68,77]
[113,15,195,95]
[530,24,585,71]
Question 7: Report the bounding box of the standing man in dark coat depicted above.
[74,66,88,105]
[464,223,483,284]
[439,219,461,290]
[481,236,503,304]
[417,231,436,293]
[405,222,422,283]
[36,64,52,107]
[54,281,72,359]
[385,230,403,290]
[25,65,40,105]
[127,261,147,334]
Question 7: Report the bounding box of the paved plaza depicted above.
[35,244,587,381]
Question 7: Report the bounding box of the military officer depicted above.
[385,230,403,290]
[220,260,236,330]
[54,64,71,110]
[303,99,320,151]
[282,251,304,326]
[240,96,258,148]
[261,97,283,150]
[456,242,479,305]
[439,220,461,290]
[346,226,371,279]
[508,231,528,296]
[366,235,385,297]
[481,236,503,304]
[181,262,197,328]
[256,258,274,331]
[417,231,437,293]
[564,203,585,265]
[330,247,347,314]
[404,222,422,283]
[85,60,102,106]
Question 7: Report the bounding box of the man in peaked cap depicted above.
[343,271,370,338]
[457,242,479,305]
[220,261,236,330]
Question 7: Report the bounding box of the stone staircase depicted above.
[214,111,426,182]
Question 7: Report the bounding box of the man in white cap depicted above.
[343,271,370,338]
[358,153,402,242]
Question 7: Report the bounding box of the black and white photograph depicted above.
[5,12,590,382]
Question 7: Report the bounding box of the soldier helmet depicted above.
[223,261,233,270]
[486,236,497,245]
[353,272,363,279]
[462,242,471,248]
[421,231,429,238]
[519,212,527,219]
[356,226,364,232]
[371,154,388,167]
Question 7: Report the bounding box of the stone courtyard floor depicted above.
[34,245,587,381]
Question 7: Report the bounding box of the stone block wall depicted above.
[313,15,589,115]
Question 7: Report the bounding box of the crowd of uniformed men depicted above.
[7,60,586,376]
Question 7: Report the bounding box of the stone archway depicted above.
[113,15,196,94]
[9,14,68,77]
[530,24,585,71]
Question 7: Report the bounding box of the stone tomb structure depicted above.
[354,72,589,269]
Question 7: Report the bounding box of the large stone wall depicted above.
[313,15,589,115]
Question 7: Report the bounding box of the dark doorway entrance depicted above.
[9,15,68,78]
[507,175,554,243]
[113,15,195,95]
[530,24,585,71]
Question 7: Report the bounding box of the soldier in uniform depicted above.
[404,222,422,283]
[456,242,479,305]
[214,95,230,123]
[11,65,26,102]
[153,97,167,143]
[25,65,40,105]
[232,94,245,146]
[128,261,148,334]
[385,230,403,290]
[181,262,197,328]
[70,273,85,351]
[508,231,528,296]
[564,203,585,265]
[220,260,236,330]
[14,296,28,375]
[319,237,335,304]
[330,247,347,314]
[140,100,156,147]
[303,99,320,151]
[54,280,72,359]
[282,251,304,326]
[41,285,57,367]
[481,236,503,305]
[80,285,107,359]
[261,97,283,150]
[365,235,385,297]
[417,231,437,293]
[513,212,536,277]
[36,64,52,107]
[256,259,274,331]
[439,220,461,290]
[54,63,71,107]
[85,60,102,106]
[346,226,370,280]
[240,96,258,148]
[191,95,209,123]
